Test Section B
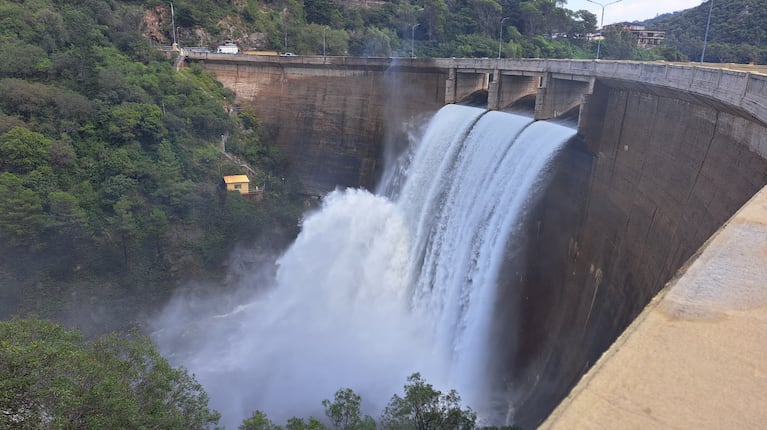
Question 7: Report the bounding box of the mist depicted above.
[152,189,446,428]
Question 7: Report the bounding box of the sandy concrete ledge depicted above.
[541,185,767,430]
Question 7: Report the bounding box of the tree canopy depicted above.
[0,317,220,430]
[646,0,767,63]
[0,0,305,326]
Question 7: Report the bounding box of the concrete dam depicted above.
[186,54,767,428]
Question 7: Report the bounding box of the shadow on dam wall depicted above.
[494,79,767,428]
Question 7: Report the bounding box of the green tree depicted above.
[322,388,376,430]
[0,317,221,430]
[422,0,449,41]
[0,173,45,246]
[601,26,640,60]
[240,410,283,430]
[287,417,330,430]
[380,373,476,430]
[0,126,52,174]
[48,190,88,238]
[107,102,166,146]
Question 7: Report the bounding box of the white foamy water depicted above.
[153,105,575,428]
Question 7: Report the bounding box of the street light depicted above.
[498,16,510,59]
[170,2,177,47]
[700,0,714,63]
[323,26,329,57]
[411,23,420,58]
[586,0,623,60]
[282,8,288,52]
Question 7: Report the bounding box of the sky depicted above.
[565,0,707,25]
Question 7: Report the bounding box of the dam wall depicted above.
[189,54,767,427]
[507,77,767,427]
[192,57,447,194]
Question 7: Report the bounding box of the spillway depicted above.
[154,105,577,428]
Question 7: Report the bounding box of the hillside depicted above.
[141,0,604,59]
[0,0,304,331]
[646,0,767,63]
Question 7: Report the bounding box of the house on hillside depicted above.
[626,25,665,49]
[224,175,250,194]
[603,24,665,49]
[223,175,263,201]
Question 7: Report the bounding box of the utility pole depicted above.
[586,0,623,60]
[411,23,420,58]
[498,17,510,59]
[170,2,177,47]
[700,0,714,63]
[283,8,288,52]
[323,26,329,57]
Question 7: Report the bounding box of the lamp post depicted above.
[498,16,510,59]
[282,8,288,52]
[411,23,420,58]
[586,0,623,60]
[700,0,714,63]
[170,2,177,47]
[323,26,328,57]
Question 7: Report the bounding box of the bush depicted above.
[0,317,221,429]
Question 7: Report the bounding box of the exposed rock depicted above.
[141,5,170,44]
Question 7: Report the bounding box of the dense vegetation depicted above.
[0,317,220,429]
[239,373,520,430]
[0,0,304,327]
[645,0,767,63]
[2,317,518,430]
[157,0,767,62]
[153,0,603,59]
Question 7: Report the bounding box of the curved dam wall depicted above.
[507,76,767,427]
[192,56,767,426]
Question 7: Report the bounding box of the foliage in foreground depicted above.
[0,317,220,430]
[0,317,523,430]
[241,373,522,430]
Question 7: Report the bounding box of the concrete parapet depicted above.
[186,54,767,127]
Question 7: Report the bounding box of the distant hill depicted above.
[644,0,767,63]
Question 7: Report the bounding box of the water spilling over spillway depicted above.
[154,104,576,428]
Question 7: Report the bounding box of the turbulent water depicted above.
[153,104,576,428]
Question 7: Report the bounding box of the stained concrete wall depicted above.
[534,73,593,120]
[196,58,447,194]
[504,79,767,428]
[488,72,540,110]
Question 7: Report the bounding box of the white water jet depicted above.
[153,105,575,428]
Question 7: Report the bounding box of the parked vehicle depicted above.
[216,42,240,54]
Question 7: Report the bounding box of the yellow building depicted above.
[223,175,250,194]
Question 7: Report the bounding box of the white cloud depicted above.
[565,0,706,25]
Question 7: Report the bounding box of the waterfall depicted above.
[153,104,576,428]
